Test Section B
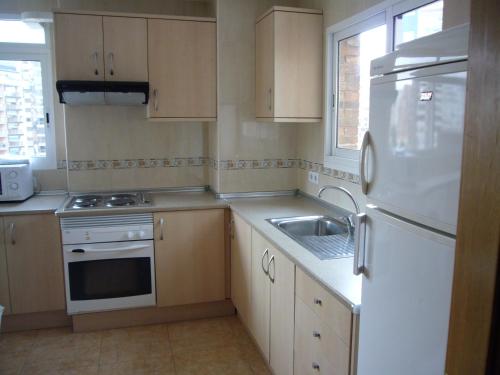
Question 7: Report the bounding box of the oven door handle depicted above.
[70,244,151,254]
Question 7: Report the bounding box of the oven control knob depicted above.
[9,182,19,190]
[139,230,145,238]
[128,231,135,240]
[8,170,18,179]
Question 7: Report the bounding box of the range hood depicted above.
[56,81,149,106]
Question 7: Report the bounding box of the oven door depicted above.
[63,240,156,314]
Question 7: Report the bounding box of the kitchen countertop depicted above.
[228,196,361,313]
[8,190,361,312]
[0,193,67,215]
[55,191,227,217]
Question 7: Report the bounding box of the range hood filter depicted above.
[56,81,149,106]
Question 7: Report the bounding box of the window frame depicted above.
[0,22,56,170]
[324,0,443,173]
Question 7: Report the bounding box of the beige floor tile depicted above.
[168,317,239,353]
[99,324,172,366]
[0,330,38,354]
[0,350,29,375]
[2,316,269,375]
[98,356,175,375]
[173,345,254,375]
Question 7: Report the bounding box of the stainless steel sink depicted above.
[267,215,354,260]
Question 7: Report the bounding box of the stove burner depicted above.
[66,192,151,210]
[72,195,103,208]
[105,194,138,207]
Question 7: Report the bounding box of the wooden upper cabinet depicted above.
[4,214,65,314]
[255,7,323,122]
[154,209,225,307]
[103,16,148,81]
[148,19,217,120]
[255,13,274,118]
[55,13,148,82]
[54,13,104,80]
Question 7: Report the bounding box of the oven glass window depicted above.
[68,257,151,300]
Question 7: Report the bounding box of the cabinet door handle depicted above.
[313,298,322,306]
[159,218,165,241]
[153,89,159,112]
[268,255,275,283]
[312,362,320,371]
[261,248,269,275]
[107,52,114,76]
[267,88,272,112]
[92,51,99,76]
[9,222,15,245]
[312,331,321,338]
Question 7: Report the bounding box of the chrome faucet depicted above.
[317,185,360,235]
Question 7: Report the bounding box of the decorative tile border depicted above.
[214,158,299,170]
[58,157,209,171]
[298,159,360,185]
[57,157,359,184]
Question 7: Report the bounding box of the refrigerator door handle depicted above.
[359,131,370,194]
[354,212,367,275]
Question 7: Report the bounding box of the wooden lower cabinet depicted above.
[230,212,252,328]
[250,228,271,360]
[154,209,226,307]
[295,268,354,375]
[250,229,295,375]
[231,213,356,375]
[3,214,65,314]
[269,244,295,375]
[0,219,10,314]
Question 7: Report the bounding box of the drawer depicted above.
[295,296,350,375]
[296,267,352,344]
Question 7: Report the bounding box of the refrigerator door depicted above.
[357,207,455,375]
[366,61,467,235]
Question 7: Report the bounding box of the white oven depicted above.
[61,213,156,315]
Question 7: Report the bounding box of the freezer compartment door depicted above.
[366,63,466,235]
[357,207,455,375]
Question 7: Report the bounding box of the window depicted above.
[394,0,443,48]
[0,20,55,169]
[325,0,444,173]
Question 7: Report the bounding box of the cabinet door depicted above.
[154,210,225,307]
[250,229,271,360]
[54,13,104,80]
[274,11,322,119]
[103,16,148,81]
[230,212,252,328]
[148,19,216,119]
[0,218,10,315]
[269,248,295,375]
[255,13,275,118]
[4,214,65,314]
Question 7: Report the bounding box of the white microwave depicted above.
[0,160,34,201]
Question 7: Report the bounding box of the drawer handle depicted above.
[312,362,320,371]
[313,298,322,306]
[312,331,321,338]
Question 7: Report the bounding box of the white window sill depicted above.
[324,154,359,175]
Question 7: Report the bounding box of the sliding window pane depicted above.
[336,24,386,150]
[394,0,443,48]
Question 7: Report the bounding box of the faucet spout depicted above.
[317,185,360,214]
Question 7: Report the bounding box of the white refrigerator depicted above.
[356,25,469,375]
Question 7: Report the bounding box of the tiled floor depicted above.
[0,316,271,375]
